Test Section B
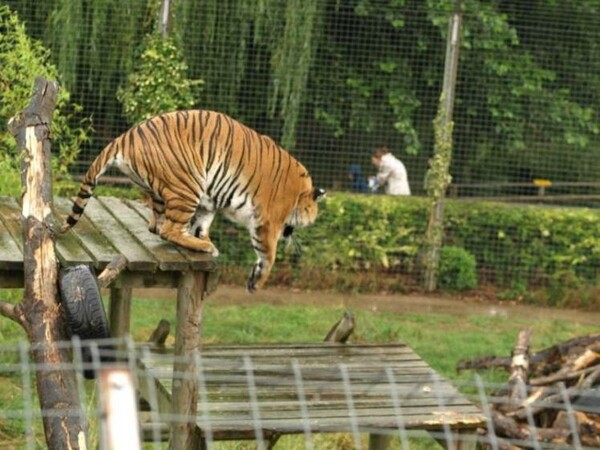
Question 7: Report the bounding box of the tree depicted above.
[0,4,91,174]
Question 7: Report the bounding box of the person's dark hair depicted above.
[372,146,389,158]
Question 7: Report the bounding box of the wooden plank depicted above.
[97,197,190,272]
[179,342,416,353]
[79,197,157,272]
[156,364,435,380]
[5,198,98,269]
[194,413,483,437]
[0,209,23,270]
[192,404,482,422]
[0,195,95,267]
[0,197,25,251]
[53,197,119,270]
[124,199,218,272]
[194,398,480,416]
[110,287,132,340]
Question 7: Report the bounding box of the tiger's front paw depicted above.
[246,262,263,293]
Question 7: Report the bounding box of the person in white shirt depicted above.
[370,146,411,195]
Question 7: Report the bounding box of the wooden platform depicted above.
[138,343,486,447]
[0,195,217,286]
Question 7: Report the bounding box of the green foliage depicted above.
[117,33,203,125]
[0,4,92,174]
[209,192,600,300]
[8,0,600,188]
[309,1,426,156]
[438,246,478,291]
[269,0,322,149]
[452,0,600,185]
[47,0,152,130]
[0,155,22,196]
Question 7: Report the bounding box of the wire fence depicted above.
[0,337,598,450]
[3,0,600,293]
[5,0,598,194]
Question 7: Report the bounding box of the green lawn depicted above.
[0,291,598,449]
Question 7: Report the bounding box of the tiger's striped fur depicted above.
[62,110,325,291]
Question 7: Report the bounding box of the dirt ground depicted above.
[139,284,600,327]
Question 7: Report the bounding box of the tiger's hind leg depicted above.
[159,200,219,256]
[148,197,165,234]
[246,223,281,292]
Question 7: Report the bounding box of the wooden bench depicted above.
[137,343,485,449]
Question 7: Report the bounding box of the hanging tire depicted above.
[59,264,114,379]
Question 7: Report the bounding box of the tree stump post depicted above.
[169,270,208,450]
[4,77,88,449]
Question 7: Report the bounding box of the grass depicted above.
[0,289,598,449]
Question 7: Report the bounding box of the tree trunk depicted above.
[7,77,88,449]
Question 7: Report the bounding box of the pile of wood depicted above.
[458,330,600,449]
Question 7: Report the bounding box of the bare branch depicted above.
[0,300,26,328]
[97,255,128,288]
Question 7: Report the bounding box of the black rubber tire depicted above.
[59,265,110,340]
[59,265,113,378]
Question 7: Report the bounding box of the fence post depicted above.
[423,1,462,292]
[6,77,88,449]
[159,0,171,36]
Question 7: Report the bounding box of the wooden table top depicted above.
[138,343,486,441]
[0,195,218,278]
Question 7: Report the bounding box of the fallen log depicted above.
[462,330,600,449]
[457,333,600,375]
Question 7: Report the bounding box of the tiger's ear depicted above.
[313,188,326,202]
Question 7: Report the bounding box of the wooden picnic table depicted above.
[138,343,485,449]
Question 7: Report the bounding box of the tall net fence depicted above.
[3,0,600,293]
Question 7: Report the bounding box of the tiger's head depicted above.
[287,187,326,234]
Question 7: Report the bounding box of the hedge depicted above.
[211,192,600,294]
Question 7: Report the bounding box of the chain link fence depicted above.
[3,0,600,294]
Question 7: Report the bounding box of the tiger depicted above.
[62,110,325,292]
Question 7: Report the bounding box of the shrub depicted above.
[208,192,600,299]
[437,246,478,291]
[0,4,92,174]
[0,155,21,196]
[117,33,203,125]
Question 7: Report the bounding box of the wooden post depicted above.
[109,287,133,339]
[169,270,207,450]
[159,0,171,36]
[99,368,141,450]
[3,77,88,448]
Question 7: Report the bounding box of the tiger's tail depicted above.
[61,142,119,233]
